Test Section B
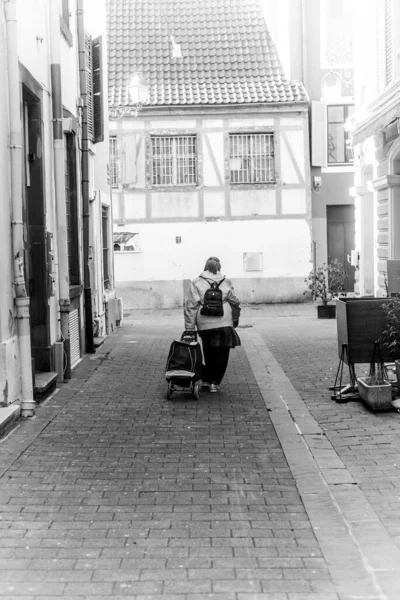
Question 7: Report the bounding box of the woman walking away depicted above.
[184,257,241,393]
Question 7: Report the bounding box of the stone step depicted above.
[34,371,58,402]
[94,336,105,348]
[0,404,20,439]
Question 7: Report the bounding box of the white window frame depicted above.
[109,136,118,187]
[151,135,198,186]
[229,133,275,184]
[326,103,354,167]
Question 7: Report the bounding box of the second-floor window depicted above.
[151,135,197,186]
[229,133,275,184]
[327,104,354,165]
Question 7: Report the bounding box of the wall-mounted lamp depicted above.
[110,72,149,120]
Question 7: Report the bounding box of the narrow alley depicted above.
[1,306,400,599]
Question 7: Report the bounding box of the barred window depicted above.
[109,136,118,187]
[229,133,275,184]
[151,135,197,186]
[327,104,354,165]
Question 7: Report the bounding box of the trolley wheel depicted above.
[167,382,173,400]
[193,381,200,400]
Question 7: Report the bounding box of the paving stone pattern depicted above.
[0,318,337,599]
[255,311,400,551]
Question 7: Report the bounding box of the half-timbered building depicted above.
[107,0,311,308]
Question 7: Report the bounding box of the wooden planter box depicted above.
[357,377,392,411]
[317,305,336,319]
[336,297,392,364]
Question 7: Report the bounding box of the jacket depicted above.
[184,270,240,332]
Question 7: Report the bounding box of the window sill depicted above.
[322,165,354,174]
[69,284,83,299]
[114,250,142,254]
[229,182,276,188]
[148,185,199,192]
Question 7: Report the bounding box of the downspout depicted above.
[49,0,70,378]
[4,0,35,417]
[77,0,95,354]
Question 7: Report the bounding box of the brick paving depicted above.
[0,314,337,600]
[251,308,400,551]
[1,306,400,598]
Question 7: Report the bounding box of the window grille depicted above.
[229,134,275,184]
[109,137,118,187]
[102,206,109,287]
[327,105,354,165]
[151,135,197,185]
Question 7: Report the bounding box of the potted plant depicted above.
[304,259,347,318]
[380,297,400,386]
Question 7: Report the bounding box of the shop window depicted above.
[229,133,275,184]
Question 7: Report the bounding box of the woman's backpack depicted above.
[199,277,225,317]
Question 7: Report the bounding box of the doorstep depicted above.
[34,371,58,402]
[93,336,105,348]
[0,404,20,439]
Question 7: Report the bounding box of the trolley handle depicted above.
[181,330,197,342]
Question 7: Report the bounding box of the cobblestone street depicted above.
[1,306,400,599]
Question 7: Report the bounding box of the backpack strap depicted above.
[199,276,225,289]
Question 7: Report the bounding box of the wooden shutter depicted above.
[85,32,93,141]
[311,101,327,168]
[120,135,137,185]
[92,36,104,144]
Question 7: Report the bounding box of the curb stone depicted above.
[0,404,20,440]
[242,329,400,600]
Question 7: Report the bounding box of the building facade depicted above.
[107,0,312,309]
[265,0,356,294]
[350,0,400,297]
[0,0,118,416]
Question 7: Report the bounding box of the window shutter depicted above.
[311,101,327,168]
[385,0,393,86]
[85,31,94,141]
[92,36,104,144]
[120,135,137,185]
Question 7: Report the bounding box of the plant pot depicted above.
[357,376,392,411]
[317,304,336,319]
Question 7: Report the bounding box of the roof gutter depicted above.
[110,100,309,119]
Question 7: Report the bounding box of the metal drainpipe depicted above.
[77,0,95,354]
[4,0,35,417]
[49,0,70,377]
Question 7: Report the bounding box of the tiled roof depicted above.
[107,0,308,108]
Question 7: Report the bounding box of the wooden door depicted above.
[23,89,50,370]
[327,205,355,293]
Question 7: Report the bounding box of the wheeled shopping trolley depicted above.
[165,333,202,400]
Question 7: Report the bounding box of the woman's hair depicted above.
[204,257,221,274]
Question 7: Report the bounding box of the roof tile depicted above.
[107,0,308,107]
